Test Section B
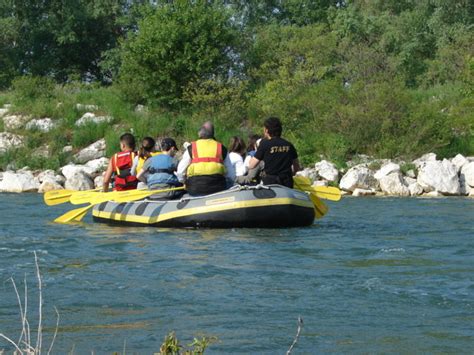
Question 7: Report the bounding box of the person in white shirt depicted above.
[228,136,247,179]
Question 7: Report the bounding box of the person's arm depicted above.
[130,156,139,176]
[248,156,261,170]
[292,158,301,175]
[137,159,150,183]
[176,150,191,183]
[102,159,114,192]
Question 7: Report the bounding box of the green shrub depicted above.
[12,76,56,102]
[72,122,109,148]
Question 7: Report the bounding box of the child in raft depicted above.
[137,138,184,200]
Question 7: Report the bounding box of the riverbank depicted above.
[1,99,473,197]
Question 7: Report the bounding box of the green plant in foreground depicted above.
[158,332,216,355]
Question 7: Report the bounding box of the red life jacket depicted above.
[112,151,138,191]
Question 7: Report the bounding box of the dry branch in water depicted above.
[286,316,303,355]
[0,251,59,355]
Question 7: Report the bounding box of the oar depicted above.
[44,188,101,206]
[293,176,341,201]
[293,177,328,219]
[54,186,185,224]
[70,186,184,205]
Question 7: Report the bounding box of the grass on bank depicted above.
[0,76,473,172]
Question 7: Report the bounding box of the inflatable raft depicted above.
[92,185,315,228]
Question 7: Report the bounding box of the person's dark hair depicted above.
[229,136,246,157]
[138,136,155,159]
[120,133,136,150]
[247,134,261,152]
[161,137,177,151]
[264,116,282,137]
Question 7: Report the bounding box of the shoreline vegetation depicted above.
[0,1,473,196]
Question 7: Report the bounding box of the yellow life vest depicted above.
[187,139,226,177]
[137,151,162,174]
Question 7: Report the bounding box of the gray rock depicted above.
[0,132,24,152]
[296,168,318,183]
[417,159,461,195]
[451,154,469,172]
[85,157,109,173]
[64,171,94,191]
[378,172,410,196]
[61,164,96,180]
[423,191,443,197]
[62,145,73,154]
[413,153,437,169]
[0,171,40,192]
[135,104,148,113]
[26,118,56,132]
[339,165,379,192]
[76,103,99,111]
[0,108,8,118]
[460,162,474,187]
[32,144,50,158]
[405,169,416,178]
[374,162,400,180]
[3,114,30,130]
[314,160,339,182]
[74,139,106,164]
[38,179,63,193]
[94,174,105,189]
[75,112,112,126]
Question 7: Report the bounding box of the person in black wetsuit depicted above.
[248,117,301,188]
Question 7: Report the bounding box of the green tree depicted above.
[118,0,237,107]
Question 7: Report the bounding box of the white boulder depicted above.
[62,145,73,154]
[2,114,30,130]
[0,171,40,192]
[314,160,339,182]
[61,164,96,180]
[339,165,379,192]
[85,157,109,173]
[378,172,410,196]
[26,118,56,132]
[0,132,24,152]
[413,153,437,169]
[65,171,94,191]
[74,139,106,164]
[417,159,461,195]
[0,108,8,118]
[75,112,112,126]
[374,162,400,180]
[94,174,105,189]
[35,170,65,185]
[76,104,99,111]
[451,154,469,172]
[460,162,474,187]
[38,178,63,193]
[405,169,416,178]
[296,168,318,183]
[403,177,424,196]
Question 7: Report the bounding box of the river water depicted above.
[0,194,473,353]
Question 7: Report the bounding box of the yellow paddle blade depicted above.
[44,188,101,206]
[70,190,111,205]
[44,189,76,206]
[54,205,94,223]
[310,193,328,219]
[293,176,341,201]
[112,186,185,203]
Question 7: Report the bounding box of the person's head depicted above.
[229,136,246,156]
[247,134,261,152]
[138,136,156,158]
[120,133,136,151]
[161,137,178,156]
[198,121,215,139]
[263,116,282,138]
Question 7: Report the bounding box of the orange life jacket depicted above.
[112,151,138,191]
[187,139,225,177]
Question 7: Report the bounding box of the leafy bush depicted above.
[118,1,237,107]
[12,76,56,102]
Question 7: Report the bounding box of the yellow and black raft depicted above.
[91,185,315,228]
